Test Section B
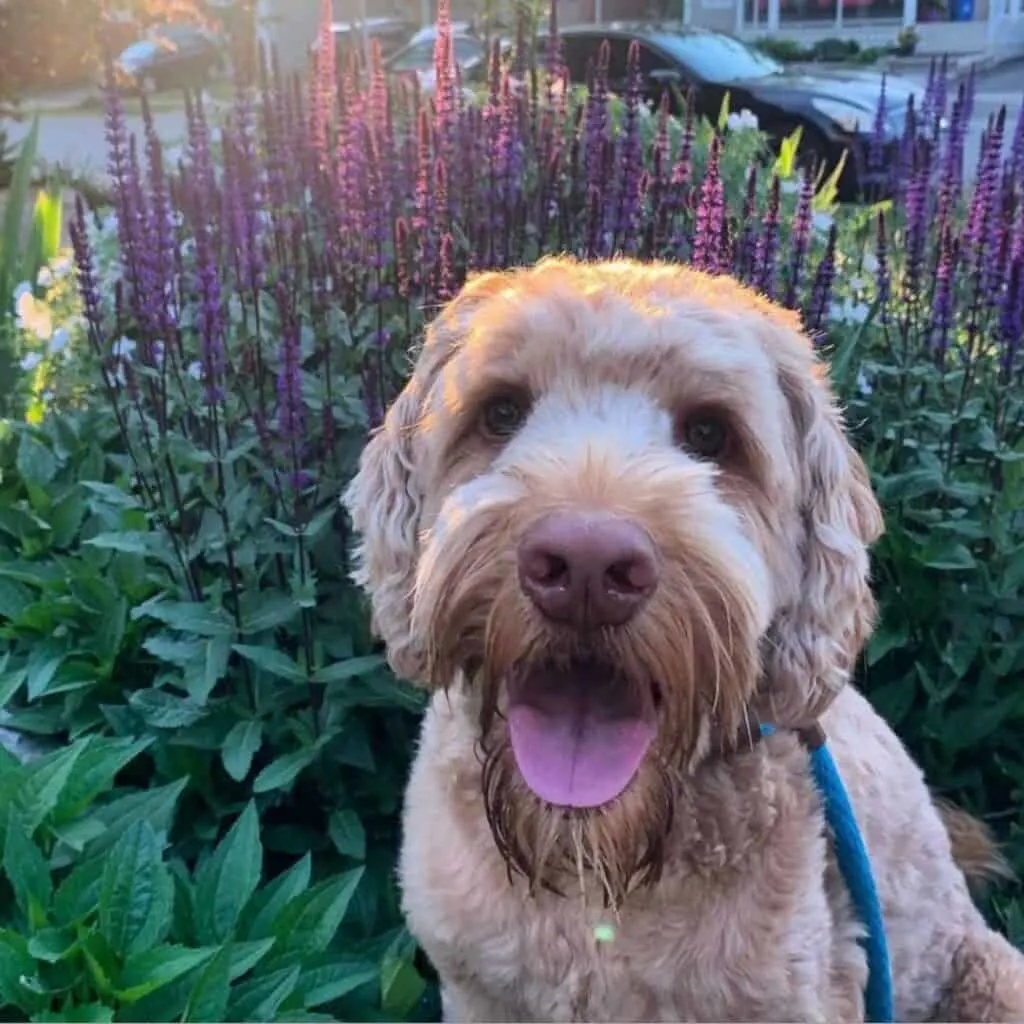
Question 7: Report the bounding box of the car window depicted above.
[389,37,482,71]
[561,35,634,84]
[652,31,782,83]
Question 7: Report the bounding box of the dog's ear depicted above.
[342,270,510,682]
[761,351,885,730]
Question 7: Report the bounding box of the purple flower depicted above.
[692,134,724,275]
[437,232,456,303]
[875,211,890,324]
[806,223,838,333]
[999,255,1023,382]
[930,223,957,368]
[784,172,814,309]
[275,280,306,446]
[754,176,782,298]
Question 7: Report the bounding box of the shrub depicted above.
[0,6,1021,1019]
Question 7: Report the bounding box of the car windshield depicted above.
[390,36,484,71]
[654,31,782,82]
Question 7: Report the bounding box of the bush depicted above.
[0,8,1021,1019]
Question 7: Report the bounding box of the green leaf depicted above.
[222,720,263,782]
[917,541,977,571]
[85,778,188,858]
[129,688,208,729]
[193,802,263,945]
[16,740,87,834]
[131,597,234,637]
[240,593,302,633]
[114,945,219,1004]
[53,856,106,926]
[380,955,426,1018]
[0,928,37,1013]
[182,942,232,1023]
[32,1004,115,1023]
[54,736,153,822]
[3,809,52,928]
[233,644,308,683]
[228,937,277,978]
[26,926,77,963]
[313,654,386,684]
[79,481,142,510]
[251,746,319,794]
[227,964,301,1023]
[328,809,366,860]
[239,854,311,941]
[268,868,363,960]
[98,820,174,956]
[293,957,378,1010]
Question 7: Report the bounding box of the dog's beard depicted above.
[415,505,765,910]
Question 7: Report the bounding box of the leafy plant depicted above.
[0,737,379,1022]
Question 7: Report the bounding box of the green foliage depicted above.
[826,223,1024,943]
[0,738,379,1022]
[0,406,433,1021]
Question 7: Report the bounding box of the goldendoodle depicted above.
[344,257,1024,1022]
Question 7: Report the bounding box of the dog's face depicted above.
[344,258,883,904]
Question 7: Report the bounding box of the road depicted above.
[7,58,1023,190]
[900,58,1022,177]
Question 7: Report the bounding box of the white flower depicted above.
[50,256,72,280]
[726,108,759,133]
[48,327,69,355]
[19,352,42,371]
[112,336,136,361]
[36,265,54,289]
[186,361,204,381]
[812,212,833,236]
[862,251,879,274]
[829,298,870,325]
[15,291,53,340]
[856,368,874,396]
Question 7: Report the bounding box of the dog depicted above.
[343,257,1024,1022]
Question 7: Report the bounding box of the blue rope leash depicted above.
[760,724,894,1023]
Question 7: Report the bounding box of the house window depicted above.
[778,0,904,21]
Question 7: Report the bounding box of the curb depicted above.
[880,50,1022,79]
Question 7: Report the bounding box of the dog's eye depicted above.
[679,413,730,460]
[480,394,529,440]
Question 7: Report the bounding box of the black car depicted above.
[384,30,509,92]
[113,23,224,93]
[311,16,417,65]
[555,24,923,198]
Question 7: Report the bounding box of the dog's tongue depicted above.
[508,689,656,809]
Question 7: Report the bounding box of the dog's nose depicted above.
[517,512,659,628]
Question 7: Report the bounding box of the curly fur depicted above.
[343,258,1024,1023]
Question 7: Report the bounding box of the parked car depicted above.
[551,24,923,199]
[385,30,495,92]
[310,16,416,64]
[112,23,225,93]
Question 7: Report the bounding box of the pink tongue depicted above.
[508,701,656,808]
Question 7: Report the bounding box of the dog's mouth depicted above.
[506,659,659,810]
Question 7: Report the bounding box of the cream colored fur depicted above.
[343,258,1024,1023]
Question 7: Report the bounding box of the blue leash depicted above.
[760,724,894,1023]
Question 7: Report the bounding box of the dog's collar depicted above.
[759,721,894,1023]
